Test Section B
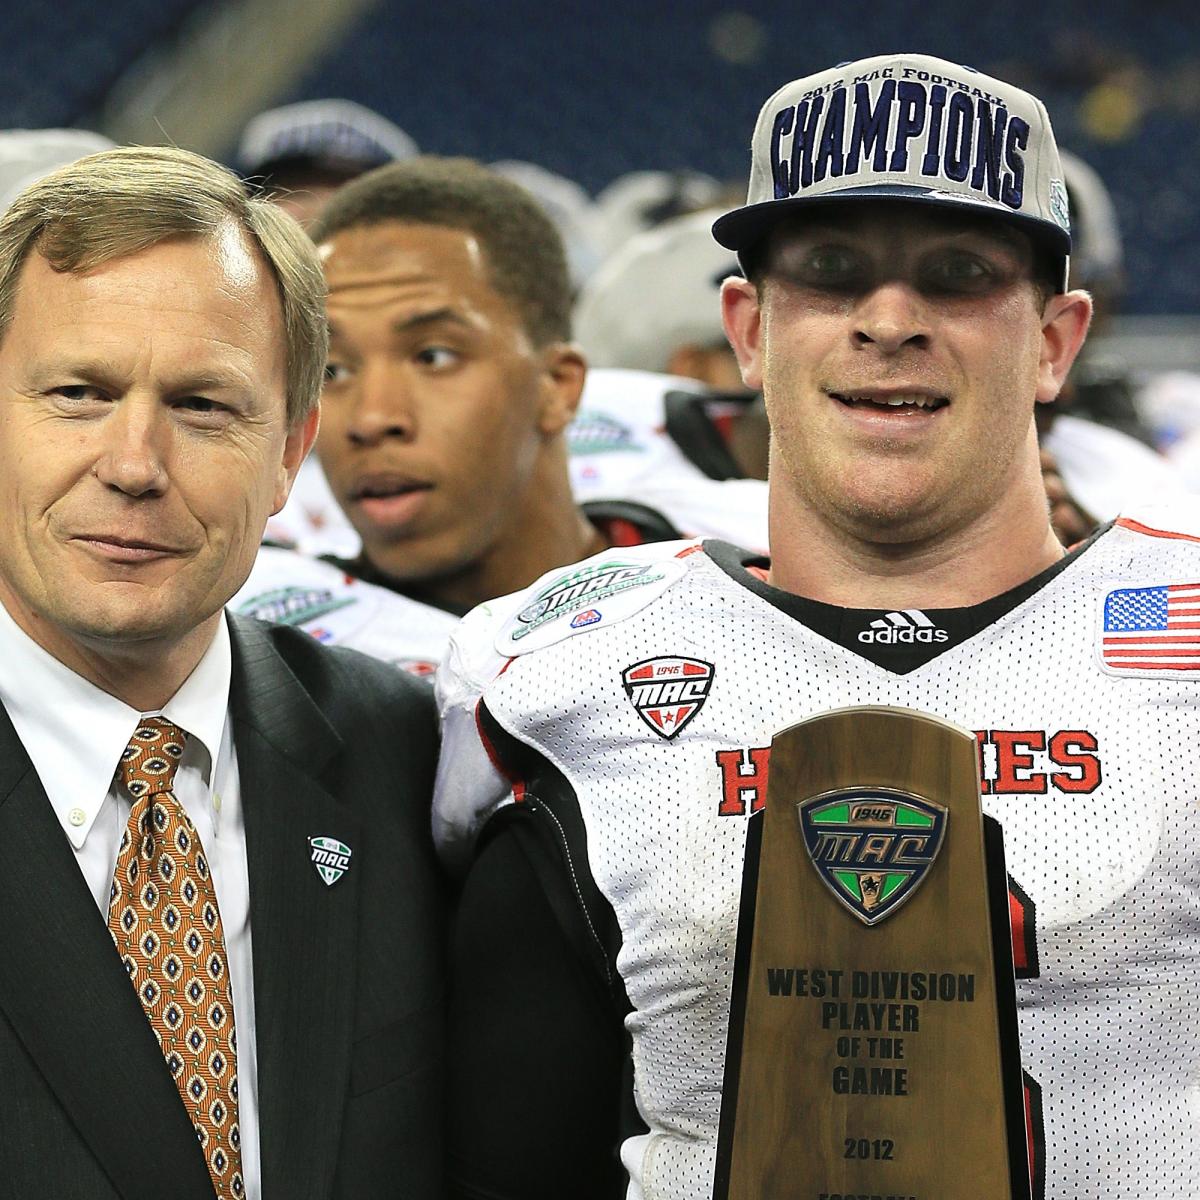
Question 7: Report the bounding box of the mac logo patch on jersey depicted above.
[621,656,714,740]
[797,789,947,925]
[235,586,355,627]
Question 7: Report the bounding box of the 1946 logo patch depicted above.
[797,789,947,925]
[621,656,714,740]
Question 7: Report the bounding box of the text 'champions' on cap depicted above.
[713,53,1072,290]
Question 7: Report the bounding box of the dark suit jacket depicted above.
[0,615,445,1199]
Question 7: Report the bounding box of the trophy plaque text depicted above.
[713,706,1029,1200]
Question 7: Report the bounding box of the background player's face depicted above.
[317,221,572,586]
[722,204,1089,543]
[0,230,312,665]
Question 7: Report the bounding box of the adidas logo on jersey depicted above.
[858,610,949,645]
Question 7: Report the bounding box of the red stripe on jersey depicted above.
[1103,634,1200,644]
[1116,517,1200,544]
[712,412,737,445]
[1099,652,1200,662]
[1107,660,1200,670]
[676,543,705,559]
[474,699,527,803]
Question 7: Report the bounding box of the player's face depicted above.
[0,229,314,665]
[722,204,1090,542]
[317,221,578,588]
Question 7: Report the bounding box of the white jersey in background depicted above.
[1041,413,1186,521]
[570,367,767,551]
[230,546,457,677]
[263,456,362,559]
[435,503,1200,1200]
[569,368,712,498]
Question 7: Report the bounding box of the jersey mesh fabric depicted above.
[458,521,1200,1200]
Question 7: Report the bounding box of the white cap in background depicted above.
[574,208,739,372]
[490,160,602,290]
[593,168,723,259]
[237,99,417,176]
[0,128,116,212]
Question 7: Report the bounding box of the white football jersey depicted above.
[231,546,456,677]
[435,509,1200,1200]
[569,367,710,498]
[570,369,768,551]
[263,456,362,559]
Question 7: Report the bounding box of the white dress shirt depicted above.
[0,600,261,1199]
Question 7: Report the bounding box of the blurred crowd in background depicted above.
[0,1,1197,550]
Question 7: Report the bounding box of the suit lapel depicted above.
[229,616,359,1199]
[0,711,215,1199]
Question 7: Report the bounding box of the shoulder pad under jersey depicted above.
[1116,499,1200,544]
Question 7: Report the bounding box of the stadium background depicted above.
[2,0,1196,362]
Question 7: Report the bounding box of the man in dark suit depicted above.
[0,146,443,1198]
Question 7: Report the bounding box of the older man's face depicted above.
[0,227,313,663]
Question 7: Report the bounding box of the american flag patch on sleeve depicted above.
[1099,584,1200,675]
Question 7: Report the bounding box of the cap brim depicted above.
[712,185,1070,285]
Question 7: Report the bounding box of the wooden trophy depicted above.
[713,706,1030,1200]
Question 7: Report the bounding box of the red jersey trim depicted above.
[473,699,527,803]
[1116,517,1200,545]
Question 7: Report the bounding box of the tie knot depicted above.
[119,717,187,799]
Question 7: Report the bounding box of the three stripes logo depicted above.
[858,609,949,645]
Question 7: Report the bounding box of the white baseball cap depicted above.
[237,99,417,176]
[490,160,603,290]
[713,53,1072,290]
[0,129,116,213]
[574,208,739,371]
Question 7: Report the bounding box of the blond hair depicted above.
[0,144,327,426]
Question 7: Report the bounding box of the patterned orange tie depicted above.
[107,718,244,1198]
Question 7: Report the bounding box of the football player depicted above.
[433,53,1199,1200]
[235,158,767,673]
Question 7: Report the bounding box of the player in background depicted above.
[233,158,767,674]
[238,98,419,227]
[434,53,1200,1200]
[573,207,770,482]
[242,99,423,558]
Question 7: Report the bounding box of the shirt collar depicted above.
[159,616,232,786]
[0,600,232,850]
